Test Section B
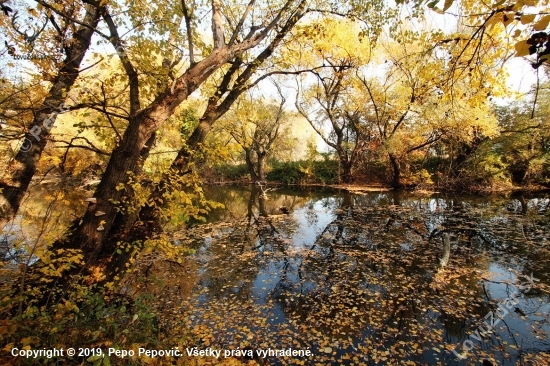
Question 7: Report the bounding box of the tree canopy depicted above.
[1,0,550,363]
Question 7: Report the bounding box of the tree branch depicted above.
[212,0,225,49]
[102,8,140,115]
[52,136,109,155]
[181,0,195,65]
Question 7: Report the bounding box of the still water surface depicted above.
[145,186,550,365]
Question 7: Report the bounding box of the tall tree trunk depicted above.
[389,153,402,189]
[337,150,352,184]
[108,0,308,237]
[245,148,259,182]
[257,152,266,182]
[0,5,101,229]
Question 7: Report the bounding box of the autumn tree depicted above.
[222,94,290,183]
[356,26,505,188]
[0,0,102,229]
[37,0,340,295]
[293,18,373,183]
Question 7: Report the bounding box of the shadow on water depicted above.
[128,186,550,365]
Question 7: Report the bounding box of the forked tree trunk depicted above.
[50,0,309,287]
[108,0,308,242]
[0,5,101,230]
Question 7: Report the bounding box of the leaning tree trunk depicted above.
[48,46,248,290]
[0,5,101,230]
[107,0,308,240]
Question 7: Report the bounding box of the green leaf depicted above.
[87,355,103,362]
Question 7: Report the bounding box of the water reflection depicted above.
[131,187,550,365]
[0,180,87,265]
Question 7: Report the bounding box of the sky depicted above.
[0,0,543,157]
[505,57,539,95]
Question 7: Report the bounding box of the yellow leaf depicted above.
[442,0,454,12]
[514,40,531,57]
[534,15,550,31]
[521,14,536,24]
[503,12,515,27]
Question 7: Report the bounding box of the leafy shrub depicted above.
[0,284,162,366]
[458,145,513,191]
[267,161,302,184]
[267,160,338,185]
[214,164,249,181]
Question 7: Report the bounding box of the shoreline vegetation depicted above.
[2,0,550,364]
[45,174,550,195]
[198,179,550,194]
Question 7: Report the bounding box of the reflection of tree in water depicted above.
[135,189,550,365]
[187,186,308,298]
[304,202,319,227]
[252,192,549,364]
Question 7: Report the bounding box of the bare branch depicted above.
[229,0,256,46]
[102,8,140,114]
[181,0,195,64]
[52,136,109,155]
